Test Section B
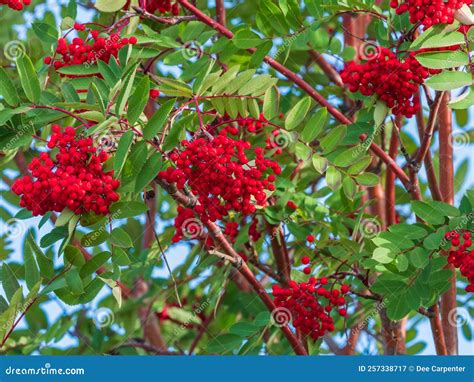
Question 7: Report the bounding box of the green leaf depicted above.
[26,232,53,279]
[342,176,356,200]
[389,224,428,240]
[80,252,111,278]
[411,201,446,225]
[95,0,127,12]
[110,228,134,248]
[386,294,412,320]
[415,51,469,69]
[374,100,388,125]
[300,108,327,143]
[325,166,342,191]
[64,245,86,267]
[31,22,58,44]
[229,322,261,337]
[16,54,41,103]
[1,263,21,302]
[263,86,279,120]
[0,68,19,106]
[134,152,163,191]
[81,229,108,247]
[429,200,460,217]
[24,242,40,290]
[65,268,84,295]
[371,277,405,295]
[109,201,149,218]
[373,247,395,264]
[319,125,347,153]
[55,208,75,227]
[207,334,242,353]
[114,130,134,177]
[57,65,101,76]
[354,173,380,187]
[346,156,372,175]
[233,29,264,49]
[285,97,311,130]
[115,64,139,116]
[312,154,329,174]
[128,76,150,124]
[425,71,472,91]
[143,99,176,140]
[410,26,465,51]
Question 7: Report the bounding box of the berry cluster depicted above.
[145,0,179,15]
[221,114,268,135]
[341,48,440,118]
[389,0,472,28]
[44,28,137,72]
[159,131,281,223]
[0,0,30,10]
[272,279,349,341]
[445,230,474,292]
[12,125,120,216]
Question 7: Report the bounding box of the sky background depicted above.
[0,0,472,355]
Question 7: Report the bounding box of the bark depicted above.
[438,92,458,355]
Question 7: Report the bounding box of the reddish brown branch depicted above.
[385,124,399,226]
[429,304,448,355]
[414,92,444,168]
[438,92,458,355]
[309,50,344,87]
[414,99,442,201]
[215,0,226,26]
[156,179,307,355]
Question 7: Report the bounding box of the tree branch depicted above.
[155,178,308,355]
[438,92,458,355]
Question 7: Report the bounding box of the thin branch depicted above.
[413,91,444,170]
[156,178,308,355]
[215,0,226,26]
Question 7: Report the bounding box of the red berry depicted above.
[307,235,315,243]
[301,256,310,265]
[149,89,160,99]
